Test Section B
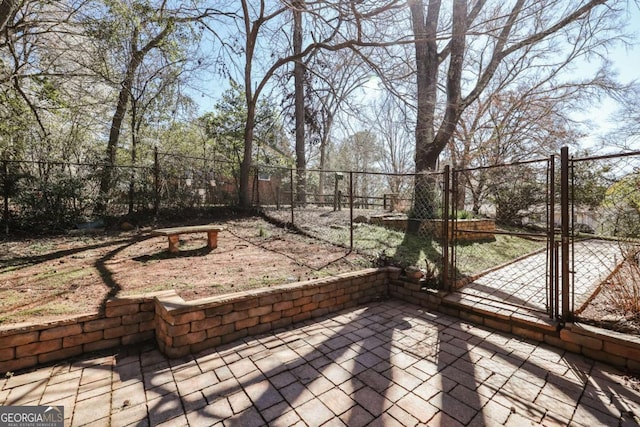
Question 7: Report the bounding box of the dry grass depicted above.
[601,247,640,317]
[575,243,640,334]
[601,254,640,317]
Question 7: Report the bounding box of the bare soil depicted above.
[1,208,638,339]
[0,214,371,325]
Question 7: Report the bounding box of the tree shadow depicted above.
[187,304,411,426]
[395,228,464,289]
[94,235,153,311]
[145,300,637,426]
[0,237,135,272]
[0,235,152,320]
[456,280,547,312]
[5,300,638,426]
[132,246,213,262]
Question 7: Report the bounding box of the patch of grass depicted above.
[456,210,476,219]
[351,224,443,269]
[0,265,23,274]
[33,267,92,286]
[454,235,546,275]
[246,276,291,288]
[26,242,56,254]
[0,300,79,324]
[0,290,30,311]
[258,226,271,239]
[20,303,77,317]
[322,223,545,276]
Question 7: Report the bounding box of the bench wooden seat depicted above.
[152,225,226,253]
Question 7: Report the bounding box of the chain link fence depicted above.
[450,158,552,284]
[4,147,639,319]
[1,151,241,232]
[258,166,448,286]
[570,151,640,321]
[570,151,640,239]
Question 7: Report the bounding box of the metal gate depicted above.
[447,147,640,322]
[446,152,568,320]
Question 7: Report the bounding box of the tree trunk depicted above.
[239,100,256,208]
[94,25,172,216]
[128,95,138,215]
[0,0,17,32]
[317,113,333,205]
[411,0,467,219]
[95,63,135,215]
[293,1,306,206]
[410,0,441,219]
[93,22,173,215]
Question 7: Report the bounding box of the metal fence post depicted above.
[349,171,354,251]
[548,155,556,319]
[3,159,8,235]
[290,168,294,225]
[560,147,571,322]
[442,166,450,290]
[255,167,260,206]
[153,147,160,216]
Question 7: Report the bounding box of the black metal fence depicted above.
[257,165,449,286]
[3,147,639,321]
[0,150,242,232]
[568,150,640,323]
[257,148,640,321]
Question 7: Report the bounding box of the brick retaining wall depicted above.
[369,216,495,241]
[1,268,638,374]
[0,292,160,373]
[0,269,388,373]
[153,269,388,359]
[420,219,496,241]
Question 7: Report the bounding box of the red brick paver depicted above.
[1,300,638,426]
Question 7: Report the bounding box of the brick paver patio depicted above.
[1,300,638,426]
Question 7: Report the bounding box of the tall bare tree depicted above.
[292,0,306,205]
[408,0,623,217]
[88,0,221,214]
[367,92,414,201]
[605,83,640,150]
[229,0,405,208]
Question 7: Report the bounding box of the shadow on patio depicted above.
[2,300,638,426]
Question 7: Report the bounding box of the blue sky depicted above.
[190,4,640,151]
[577,33,640,149]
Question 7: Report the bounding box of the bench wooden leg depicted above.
[168,234,180,253]
[207,231,218,249]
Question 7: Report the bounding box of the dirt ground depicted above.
[1,209,638,337]
[0,215,372,325]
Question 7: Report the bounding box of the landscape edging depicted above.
[1,268,639,374]
[0,269,389,373]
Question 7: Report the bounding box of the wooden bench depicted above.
[151,225,226,253]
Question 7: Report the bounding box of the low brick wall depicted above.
[420,219,496,241]
[369,216,495,241]
[154,269,388,358]
[388,276,640,373]
[561,323,640,372]
[0,269,388,373]
[1,268,638,374]
[0,293,160,373]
